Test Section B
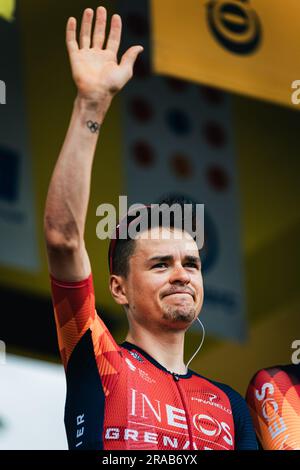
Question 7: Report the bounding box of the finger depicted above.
[93,6,107,49]
[66,17,79,53]
[79,8,94,49]
[120,45,144,76]
[106,14,122,55]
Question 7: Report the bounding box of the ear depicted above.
[109,274,129,306]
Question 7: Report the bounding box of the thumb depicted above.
[120,45,144,75]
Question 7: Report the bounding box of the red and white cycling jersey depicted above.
[50,273,257,450]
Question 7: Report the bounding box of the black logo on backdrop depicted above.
[206,0,262,55]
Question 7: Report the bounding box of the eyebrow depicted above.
[147,255,201,265]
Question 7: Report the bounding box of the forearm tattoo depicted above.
[87,120,101,134]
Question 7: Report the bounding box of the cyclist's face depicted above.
[125,227,204,331]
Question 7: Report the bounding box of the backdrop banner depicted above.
[151,0,298,109]
[118,0,247,341]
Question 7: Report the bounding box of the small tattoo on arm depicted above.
[87,120,100,134]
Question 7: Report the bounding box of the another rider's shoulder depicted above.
[249,363,300,386]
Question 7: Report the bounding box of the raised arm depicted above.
[44,6,143,281]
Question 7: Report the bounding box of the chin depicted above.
[162,307,196,324]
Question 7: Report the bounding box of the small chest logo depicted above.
[129,351,143,363]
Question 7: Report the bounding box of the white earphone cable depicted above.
[185,317,205,372]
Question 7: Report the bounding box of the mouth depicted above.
[164,291,194,299]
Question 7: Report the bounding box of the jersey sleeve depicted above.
[50,273,123,397]
[246,367,300,450]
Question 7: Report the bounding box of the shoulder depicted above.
[191,369,242,397]
[249,364,299,384]
[190,370,249,416]
[246,364,300,404]
[189,371,258,448]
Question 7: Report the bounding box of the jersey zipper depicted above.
[171,373,194,450]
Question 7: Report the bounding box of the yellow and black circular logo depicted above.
[206,0,262,55]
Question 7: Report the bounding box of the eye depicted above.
[184,262,200,269]
[152,262,167,269]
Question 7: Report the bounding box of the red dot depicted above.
[132,141,155,168]
[171,154,193,179]
[206,166,230,191]
[203,122,227,148]
[201,86,225,105]
[129,97,154,122]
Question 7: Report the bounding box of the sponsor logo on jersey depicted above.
[192,392,232,415]
[254,381,289,448]
[125,388,234,448]
[104,425,232,450]
[105,427,200,449]
[125,358,156,383]
[193,413,233,446]
[129,351,144,362]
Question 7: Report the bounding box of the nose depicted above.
[169,262,191,285]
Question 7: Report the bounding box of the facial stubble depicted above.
[162,303,196,323]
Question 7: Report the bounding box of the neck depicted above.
[125,327,187,375]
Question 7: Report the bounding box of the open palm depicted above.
[66,7,143,101]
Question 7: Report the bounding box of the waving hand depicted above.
[66,6,144,101]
